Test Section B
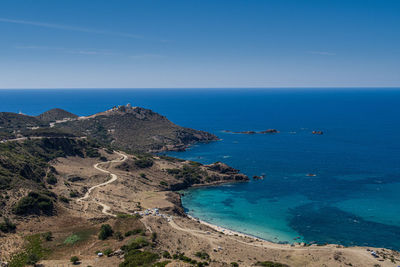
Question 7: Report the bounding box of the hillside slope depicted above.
[55,105,218,152]
[36,108,78,122]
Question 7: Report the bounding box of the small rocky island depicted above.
[223,129,279,134]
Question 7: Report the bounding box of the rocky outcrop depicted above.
[205,162,240,174]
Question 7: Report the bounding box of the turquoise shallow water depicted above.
[1,88,400,250]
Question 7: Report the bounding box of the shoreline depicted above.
[186,214,270,242]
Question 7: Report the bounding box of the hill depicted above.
[54,105,218,152]
[36,108,78,122]
[1,105,217,152]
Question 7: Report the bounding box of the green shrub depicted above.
[151,232,157,242]
[162,251,172,259]
[70,256,79,264]
[98,224,113,240]
[125,236,149,249]
[46,174,57,185]
[69,191,78,198]
[25,252,39,265]
[159,181,168,186]
[64,234,80,245]
[195,251,210,260]
[119,249,159,267]
[0,217,16,233]
[9,234,50,267]
[86,148,100,158]
[103,248,113,257]
[13,191,54,215]
[42,231,53,241]
[59,196,70,203]
[134,158,154,168]
[140,173,147,179]
[124,228,144,237]
[231,262,239,267]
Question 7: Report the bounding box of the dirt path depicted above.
[77,151,128,217]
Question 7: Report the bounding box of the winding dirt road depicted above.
[77,151,128,217]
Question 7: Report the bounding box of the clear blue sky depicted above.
[0,0,399,88]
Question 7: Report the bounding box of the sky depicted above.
[0,0,399,89]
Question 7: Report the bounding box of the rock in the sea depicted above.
[259,129,279,134]
[233,131,256,134]
[253,175,264,180]
[312,130,323,135]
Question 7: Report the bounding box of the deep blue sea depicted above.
[1,88,400,250]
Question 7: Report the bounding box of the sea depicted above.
[1,88,400,250]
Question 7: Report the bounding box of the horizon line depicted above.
[1,86,400,90]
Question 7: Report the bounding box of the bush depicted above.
[46,174,57,185]
[124,228,144,237]
[103,248,113,257]
[69,191,78,198]
[151,232,157,242]
[70,256,79,264]
[159,181,168,186]
[59,196,70,203]
[125,236,149,249]
[13,191,54,215]
[231,262,239,267]
[64,234,80,245]
[140,173,147,179]
[162,251,172,259]
[0,217,16,233]
[256,261,289,267]
[42,231,53,241]
[134,158,154,168]
[26,252,39,265]
[119,249,159,267]
[98,224,113,240]
[86,148,101,158]
[195,251,210,260]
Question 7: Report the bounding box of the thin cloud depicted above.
[16,45,117,56]
[130,54,166,59]
[308,51,336,56]
[0,17,143,39]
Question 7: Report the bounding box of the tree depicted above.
[70,256,79,265]
[98,224,113,240]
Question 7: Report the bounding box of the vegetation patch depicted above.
[98,224,114,240]
[255,261,290,267]
[63,234,81,245]
[119,249,159,267]
[167,164,208,187]
[134,158,154,168]
[0,217,16,233]
[13,191,54,215]
[9,234,51,267]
